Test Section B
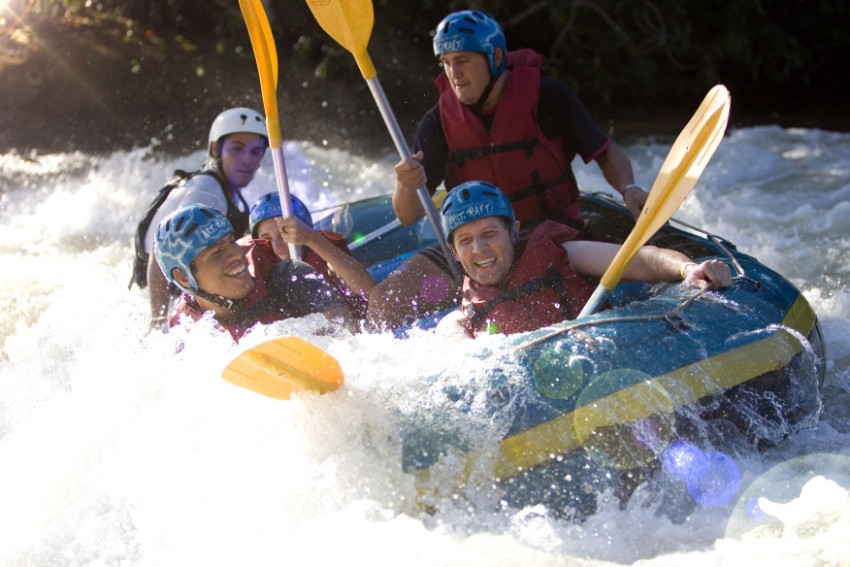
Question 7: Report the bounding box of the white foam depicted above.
[2,127,850,565]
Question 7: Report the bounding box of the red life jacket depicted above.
[303,230,368,320]
[169,239,291,341]
[461,221,595,337]
[437,49,581,226]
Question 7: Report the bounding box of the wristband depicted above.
[679,262,698,280]
[621,183,642,196]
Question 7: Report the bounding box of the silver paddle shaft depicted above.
[365,76,461,281]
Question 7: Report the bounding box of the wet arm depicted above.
[147,253,171,326]
[278,218,375,298]
[564,241,731,289]
[594,145,648,219]
[303,231,376,298]
[273,260,356,333]
[435,308,473,339]
[392,110,446,226]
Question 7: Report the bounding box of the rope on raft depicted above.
[514,236,752,353]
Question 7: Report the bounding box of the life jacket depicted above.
[129,168,250,289]
[169,240,310,342]
[461,221,595,337]
[437,49,581,227]
[302,230,369,321]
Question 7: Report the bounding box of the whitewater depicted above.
[1,126,849,566]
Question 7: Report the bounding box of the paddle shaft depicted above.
[348,217,401,250]
[579,286,608,318]
[329,191,448,252]
[270,146,300,260]
[303,0,459,279]
[240,0,299,260]
[365,76,460,280]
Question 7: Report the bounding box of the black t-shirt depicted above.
[413,76,610,194]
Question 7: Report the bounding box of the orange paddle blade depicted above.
[222,337,344,399]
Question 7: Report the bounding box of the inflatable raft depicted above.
[313,191,825,515]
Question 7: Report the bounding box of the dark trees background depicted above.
[1,0,848,155]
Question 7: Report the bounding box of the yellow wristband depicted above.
[679,262,698,280]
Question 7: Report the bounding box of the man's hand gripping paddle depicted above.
[304,0,461,281]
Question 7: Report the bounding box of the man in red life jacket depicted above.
[153,204,353,342]
[434,181,732,339]
[368,10,650,330]
[248,192,375,322]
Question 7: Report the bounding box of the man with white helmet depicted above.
[131,107,269,327]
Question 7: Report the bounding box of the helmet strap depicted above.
[497,237,523,287]
[192,287,245,313]
[448,242,470,281]
[175,265,246,314]
[474,73,498,110]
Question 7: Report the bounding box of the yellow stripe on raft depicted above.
[488,293,816,480]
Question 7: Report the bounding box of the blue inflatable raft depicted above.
[314,191,824,516]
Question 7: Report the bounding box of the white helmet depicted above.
[208,107,267,155]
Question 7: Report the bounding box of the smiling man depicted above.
[153,205,353,341]
[435,181,732,339]
[369,10,649,331]
[132,107,269,329]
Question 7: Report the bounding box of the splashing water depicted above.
[1,129,850,566]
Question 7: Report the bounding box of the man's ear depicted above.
[209,141,220,158]
[494,47,505,70]
[449,242,460,262]
[172,267,191,289]
[513,220,521,241]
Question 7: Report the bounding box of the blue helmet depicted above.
[433,10,507,78]
[441,180,515,241]
[154,205,234,292]
[249,192,313,237]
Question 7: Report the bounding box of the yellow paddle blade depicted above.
[306,0,377,79]
[239,0,283,146]
[599,84,730,291]
[222,337,344,400]
[250,0,278,87]
[432,188,449,208]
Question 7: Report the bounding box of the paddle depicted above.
[346,190,449,250]
[578,84,731,318]
[305,0,461,280]
[222,336,344,399]
[239,0,300,261]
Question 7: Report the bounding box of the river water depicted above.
[1,126,849,566]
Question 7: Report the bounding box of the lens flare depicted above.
[662,441,741,507]
[725,453,850,539]
[1,0,36,31]
[573,368,676,469]
[532,344,593,400]
[420,274,451,304]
